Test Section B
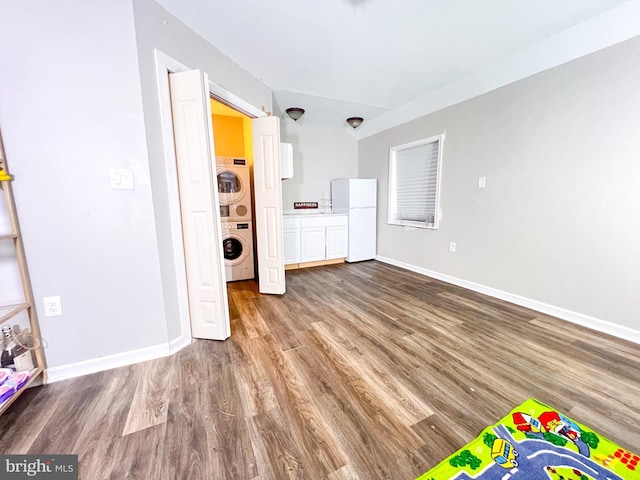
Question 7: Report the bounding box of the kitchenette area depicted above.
[278,113,377,271]
[283,179,377,270]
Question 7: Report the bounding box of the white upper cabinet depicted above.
[280,142,293,179]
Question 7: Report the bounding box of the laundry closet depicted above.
[210,99,256,282]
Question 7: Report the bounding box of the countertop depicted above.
[283,210,347,217]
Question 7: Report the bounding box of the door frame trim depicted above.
[153,49,266,347]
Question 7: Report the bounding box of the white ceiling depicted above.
[155,0,640,137]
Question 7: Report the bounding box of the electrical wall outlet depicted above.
[449,242,457,253]
[43,296,63,317]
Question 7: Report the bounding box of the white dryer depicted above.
[222,221,255,282]
[216,156,252,222]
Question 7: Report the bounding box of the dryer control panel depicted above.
[216,156,247,166]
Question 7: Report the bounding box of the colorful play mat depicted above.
[417,398,639,480]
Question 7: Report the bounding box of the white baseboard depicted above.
[46,336,191,384]
[169,333,191,355]
[376,255,640,345]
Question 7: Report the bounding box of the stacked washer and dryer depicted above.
[216,156,255,281]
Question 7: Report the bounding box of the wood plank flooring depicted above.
[1,261,639,479]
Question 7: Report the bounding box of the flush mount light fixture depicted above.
[346,117,364,129]
[285,108,305,121]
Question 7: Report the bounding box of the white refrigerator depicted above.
[331,179,377,262]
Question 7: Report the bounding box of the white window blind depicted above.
[388,134,443,229]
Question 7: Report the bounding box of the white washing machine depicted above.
[222,221,255,282]
[216,156,252,222]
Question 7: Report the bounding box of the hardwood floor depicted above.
[1,261,639,479]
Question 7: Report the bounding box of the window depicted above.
[388,134,444,229]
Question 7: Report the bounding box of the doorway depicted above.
[209,98,259,285]
[154,50,285,346]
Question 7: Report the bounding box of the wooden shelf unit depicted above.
[0,129,46,415]
[0,303,31,325]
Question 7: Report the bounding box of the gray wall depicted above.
[280,120,358,211]
[359,36,640,332]
[0,0,273,372]
[0,0,167,369]
[132,0,273,341]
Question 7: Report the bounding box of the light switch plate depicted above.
[478,176,487,189]
[110,168,135,190]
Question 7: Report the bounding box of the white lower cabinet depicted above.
[300,227,326,262]
[284,214,348,266]
[283,216,301,264]
[326,225,348,259]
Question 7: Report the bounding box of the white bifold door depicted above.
[169,69,230,340]
[168,70,286,340]
[252,116,286,295]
